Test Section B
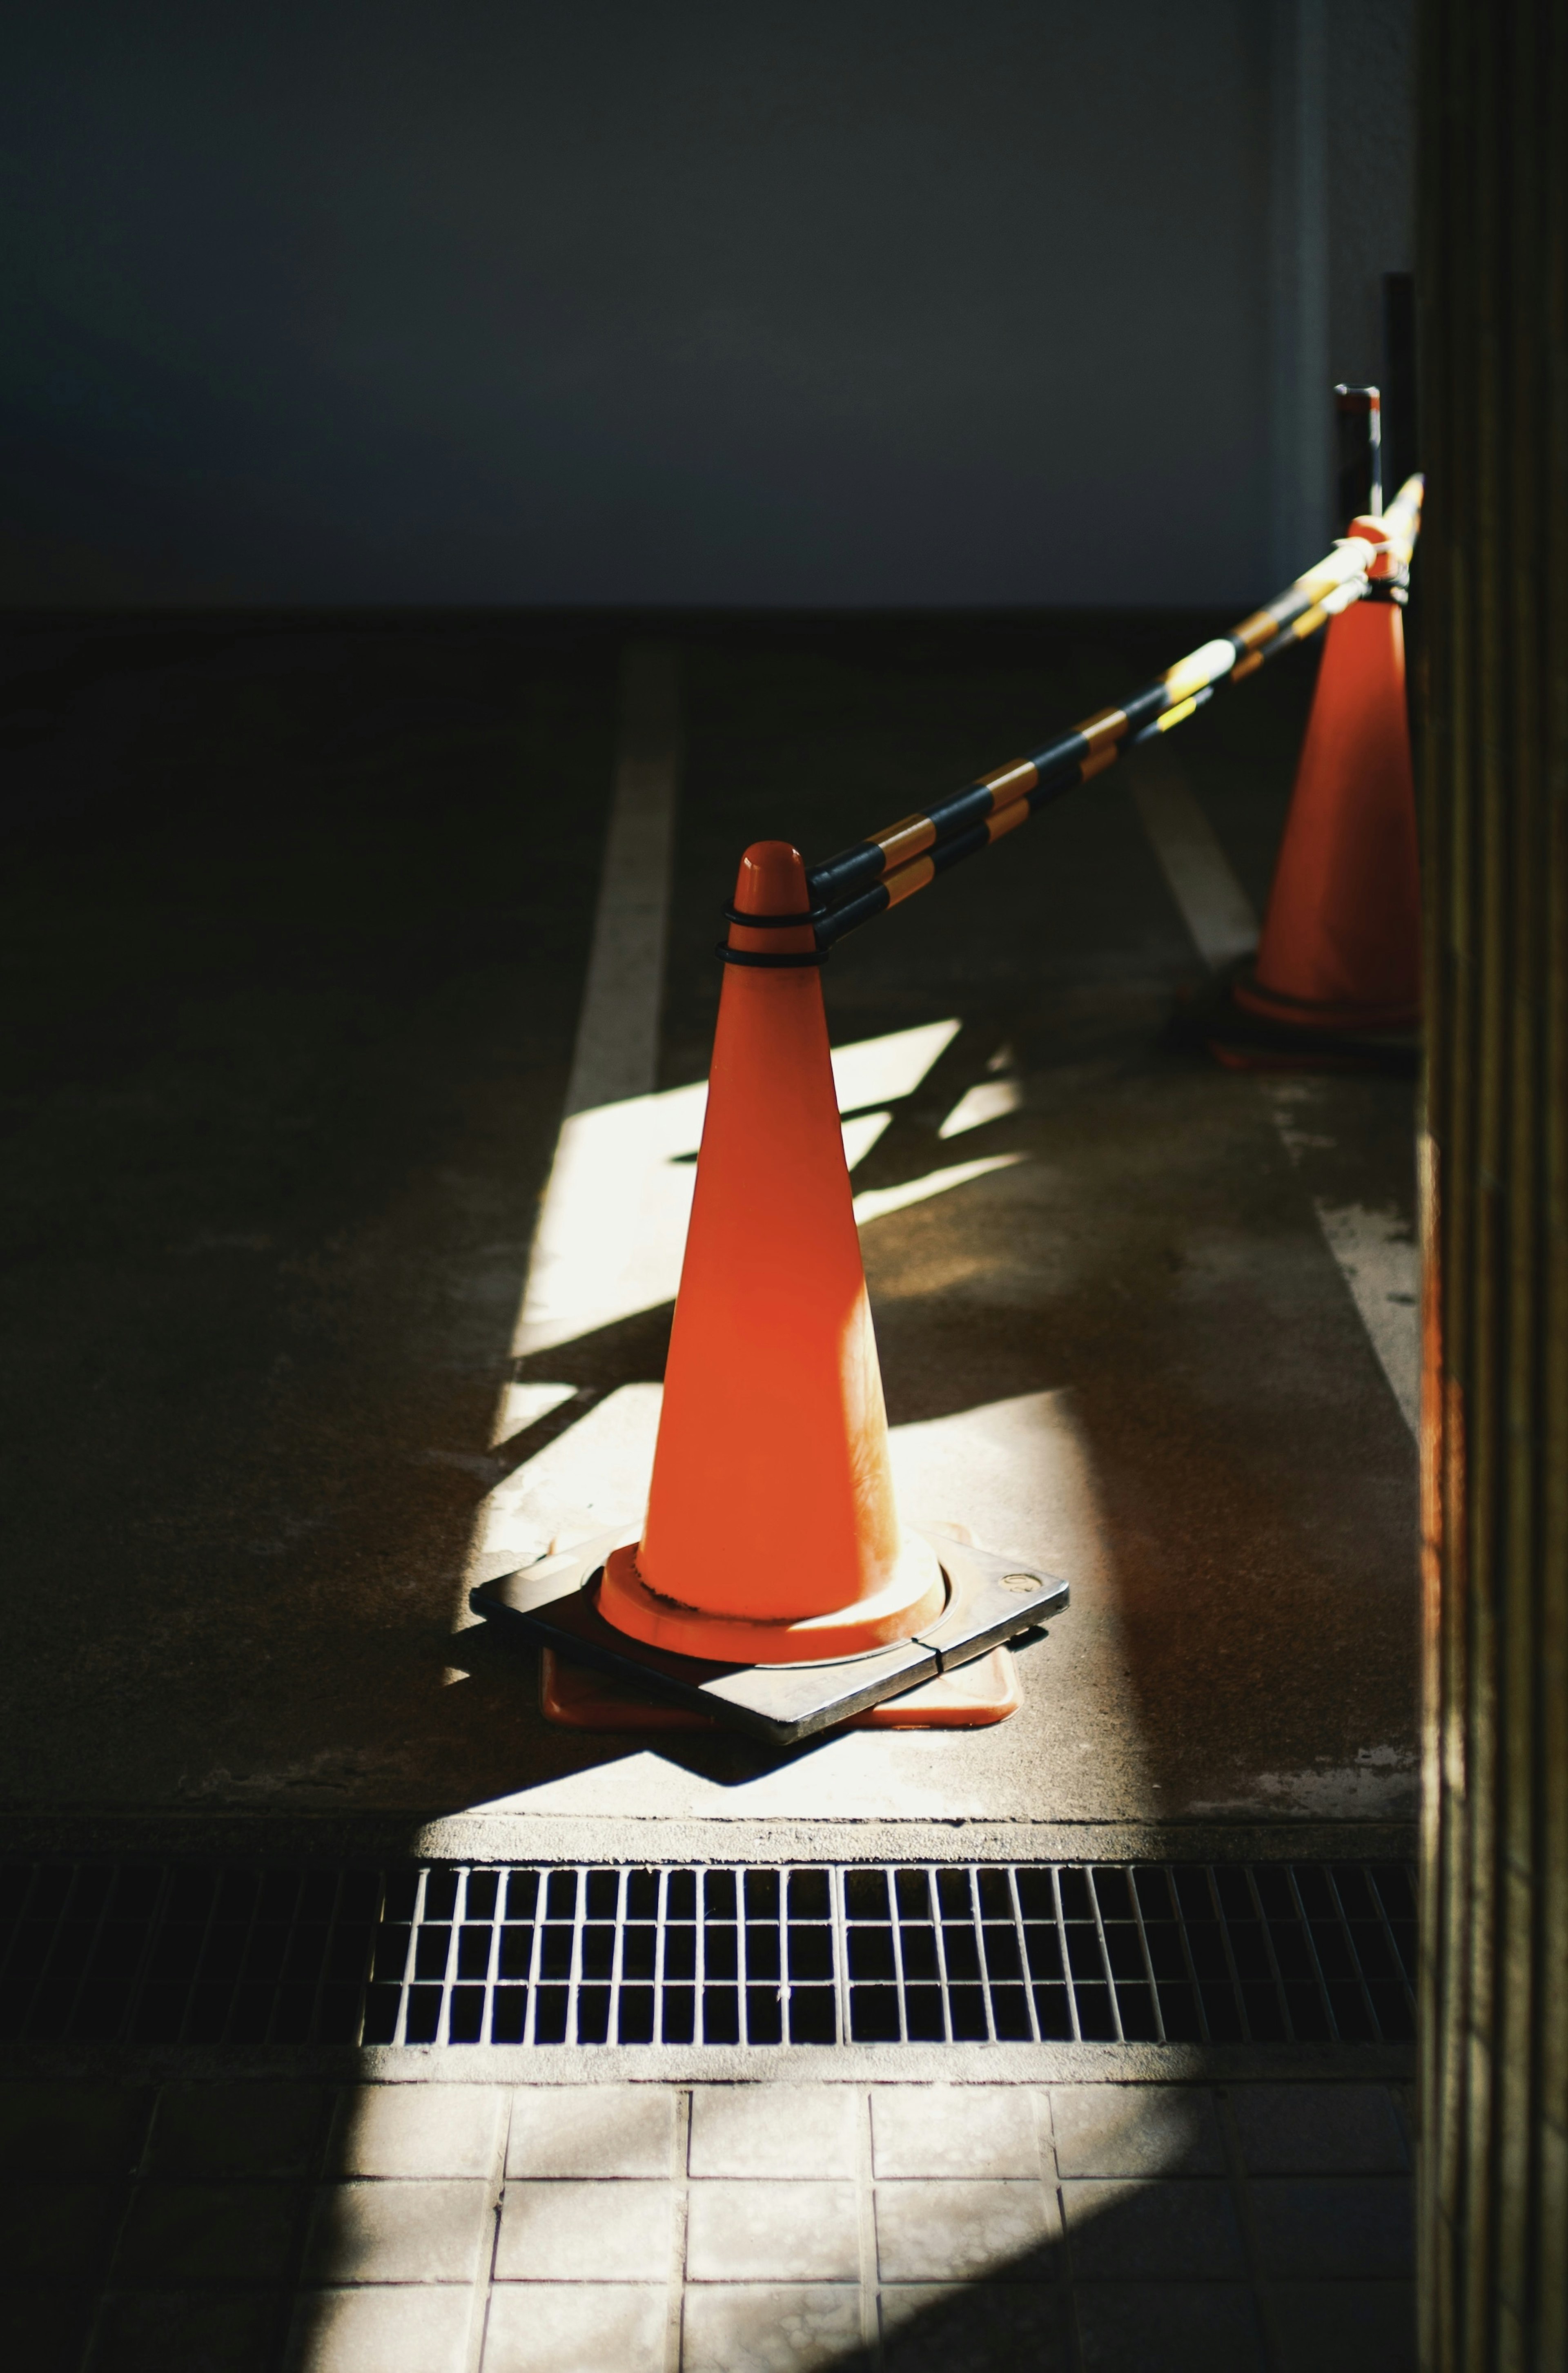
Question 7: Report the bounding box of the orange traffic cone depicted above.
[597,840,946,1660]
[469,838,1067,1743]
[1212,518,1420,1068]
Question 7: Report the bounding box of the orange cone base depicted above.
[468,1526,1066,1746]
[1231,966,1419,1037]
[595,1531,947,1665]
[1186,963,1419,1078]
[539,1642,1022,1731]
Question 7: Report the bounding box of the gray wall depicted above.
[0,0,1411,609]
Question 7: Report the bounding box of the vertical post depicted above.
[1417,2,1568,2366]
[1333,384,1383,522]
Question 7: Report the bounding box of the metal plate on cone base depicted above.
[468,1530,1068,1746]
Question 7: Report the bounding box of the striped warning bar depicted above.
[809,474,1424,945]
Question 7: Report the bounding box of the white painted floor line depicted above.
[563,642,681,1117]
[510,650,687,1360]
[461,644,684,1605]
[1131,750,1259,972]
[1131,750,1418,1439]
[1310,1200,1420,1435]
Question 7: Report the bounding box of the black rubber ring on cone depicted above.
[719,904,828,928]
[716,942,830,968]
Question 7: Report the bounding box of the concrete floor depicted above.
[0,611,1417,1863]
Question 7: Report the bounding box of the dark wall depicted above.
[1,1,1408,609]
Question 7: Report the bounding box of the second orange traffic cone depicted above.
[1214,515,1421,1066]
[596,839,947,1662]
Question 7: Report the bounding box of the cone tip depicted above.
[735,841,808,917]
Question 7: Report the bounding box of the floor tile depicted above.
[875,2179,1057,2284]
[495,2180,672,2282]
[287,2284,473,2373]
[145,2083,327,2179]
[1248,2177,1414,2279]
[1229,2085,1409,2175]
[1049,2086,1225,2178]
[483,2282,667,2373]
[686,2182,859,2283]
[89,2288,282,2373]
[870,2087,1042,2179]
[683,2282,865,2371]
[0,2183,121,2282]
[1062,2179,1244,2280]
[689,2086,858,2179]
[329,2087,501,2179]
[112,2180,301,2286]
[880,2283,1068,2372]
[507,2087,675,2178]
[1270,2279,1417,2373]
[1074,2282,1265,2372]
[304,2179,492,2285]
[0,2085,148,2179]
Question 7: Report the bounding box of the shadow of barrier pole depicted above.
[470,401,1425,1746]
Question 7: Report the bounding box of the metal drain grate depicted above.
[0,1865,378,2049]
[0,1861,1416,2050]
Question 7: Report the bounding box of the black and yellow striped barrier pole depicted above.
[799,473,1423,949]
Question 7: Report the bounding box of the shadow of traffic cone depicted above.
[597,840,946,1660]
[468,839,1068,1742]
[1209,517,1421,1072]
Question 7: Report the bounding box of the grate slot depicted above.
[0,1859,1417,2050]
[1284,1861,1342,2042]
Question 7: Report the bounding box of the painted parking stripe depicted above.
[1131,751,1259,972]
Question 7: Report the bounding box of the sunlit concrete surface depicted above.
[0,616,1416,1856]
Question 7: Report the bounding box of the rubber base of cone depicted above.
[1231,969,1419,1037]
[539,1642,1022,1731]
[596,1530,946,1664]
[1168,962,1419,1078]
[469,1528,1067,1746]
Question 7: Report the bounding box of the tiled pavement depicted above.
[0,2078,1415,2371]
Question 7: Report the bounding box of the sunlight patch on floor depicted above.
[512,1021,965,1363]
[853,1153,1023,1223]
[938,1073,1022,1138]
